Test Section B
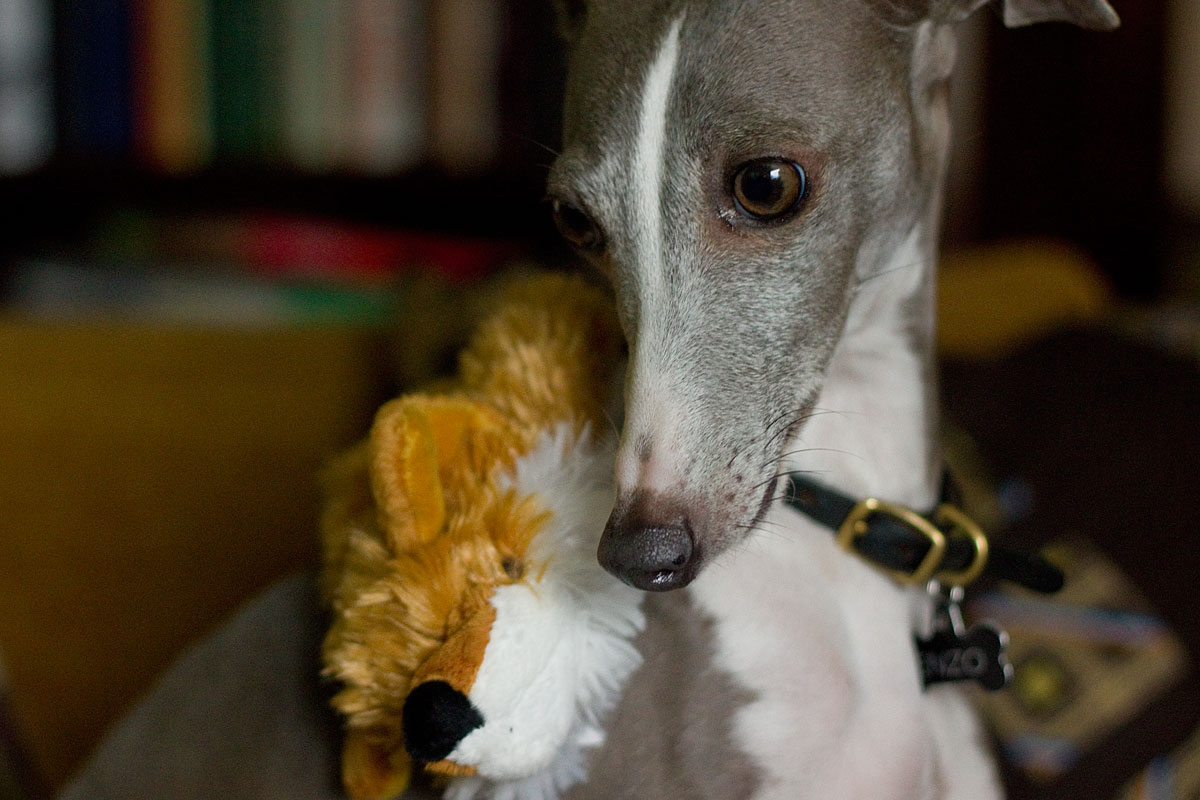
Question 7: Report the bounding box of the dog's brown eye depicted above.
[551,198,604,252]
[732,159,807,221]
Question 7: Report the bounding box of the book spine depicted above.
[279,0,348,172]
[0,0,55,173]
[428,0,502,174]
[131,0,213,172]
[59,0,134,159]
[208,0,271,162]
[346,0,426,175]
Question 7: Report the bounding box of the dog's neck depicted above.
[784,19,953,515]
[687,218,963,796]
[786,213,942,516]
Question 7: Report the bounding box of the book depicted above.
[59,0,134,158]
[155,212,512,284]
[208,0,277,162]
[346,0,426,175]
[0,0,54,173]
[278,0,349,172]
[131,0,214,172]
[7,259,398,326]
[428,0,502,174]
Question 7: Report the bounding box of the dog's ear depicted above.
[875,0,1118,30]
[550,0,587,40]
[994,0,1119,30]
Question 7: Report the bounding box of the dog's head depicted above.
[546,0,1117,590]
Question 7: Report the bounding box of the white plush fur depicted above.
[442,424,645,800]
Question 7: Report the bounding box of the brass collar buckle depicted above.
[836,498,989,587]
[784,472,1062,593]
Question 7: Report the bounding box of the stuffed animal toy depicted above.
[319,274,644,800]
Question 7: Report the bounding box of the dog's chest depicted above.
[684,506,946,800]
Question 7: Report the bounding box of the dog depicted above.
[540,1,1117,798]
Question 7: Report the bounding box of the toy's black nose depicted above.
[402,680,484,762]
[599,493,696,591]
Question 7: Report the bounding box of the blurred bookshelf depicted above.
[0,0,572,304]
[1,0,1177,304]
[0,5,580,787]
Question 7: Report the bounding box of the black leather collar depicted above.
[783,473,1063,594]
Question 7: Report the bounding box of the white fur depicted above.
[690,227,1001,799]
[633,15,683,298]
[799,224,941,507]
[617,14,687,495]
[443,424,646,799]
[691,505,940,800]
[614,386,680,493]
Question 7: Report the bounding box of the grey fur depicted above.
[564,593,759,800]
[58,575,446,800]
[549,0,945,577]
[58,576,748,800]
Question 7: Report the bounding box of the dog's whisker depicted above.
[762,412,811,451]
[520,136,562,158]
[742,520,793,545]
[763,407,799,438]
[599,404,621,440]
[761,407,850,450]
[809,405,864,421]
[748,471,783,493]
[758,445,865,472]
[859,256,932,284]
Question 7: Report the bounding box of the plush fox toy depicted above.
[319,275,644,800]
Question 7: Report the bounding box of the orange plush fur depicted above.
[319,275,622,800]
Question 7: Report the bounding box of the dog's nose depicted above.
[402,680,484,763]
[599,496,696,591]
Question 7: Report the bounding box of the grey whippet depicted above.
[58,2,1117,799]
[542,0,1117,797]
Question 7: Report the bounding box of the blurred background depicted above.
[0,1,1197,798]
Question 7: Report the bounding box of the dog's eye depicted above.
[731,159,808,221]
[551,198,604,252]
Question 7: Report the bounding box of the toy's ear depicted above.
[369,396,506,553]
[369,398,447,552]
[342,729,412,800]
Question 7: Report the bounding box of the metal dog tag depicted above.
[917,582,1013,691]
[917,624,1012,691]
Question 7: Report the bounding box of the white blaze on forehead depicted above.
[633,13,684,293]
[619,14,686,493]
